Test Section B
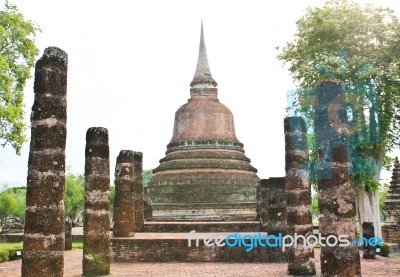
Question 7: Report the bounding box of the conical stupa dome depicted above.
[146,22,259,221]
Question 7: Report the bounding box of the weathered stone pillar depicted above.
[65,221,72,250]
[144,200,153,220]
[113,150,135,237]
[284,117,316,276]
[263,177,288,262]
[22,47,68,277]
[133,152,144,232]
[83,127,110,276]
[362,222,376,259]
[315,81,361,276]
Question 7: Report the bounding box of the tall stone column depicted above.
[113,150,135,237]
[315,81,361,276]
[284,117,316,276]
[83,127,110,276]
[263,177,288,262]
[22,47,68,277]
[65,221,72,251]
[133,152,144,232]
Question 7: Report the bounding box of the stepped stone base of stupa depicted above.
[382,224,400,247]
[146,164,259,221]
[142,221,260,232]
[147,202,257,221]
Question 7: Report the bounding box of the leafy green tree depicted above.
[65,173,84,225]
[142,169,153,188]
[278,0,400,237]
[0,186,26,225]
[109,184,115,215]
[0,190,17,225]
[9,187,26,219]
[0,1,40,154]
[311,193,319,218]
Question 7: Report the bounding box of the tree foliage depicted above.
[278,0,400,189]
[0,1,40,154]
[65,173,84,224]
[109,184,115,214]
[311,193,319,217]
[0,185,26,225]
[142,169,153,188]
[0,191,17,225]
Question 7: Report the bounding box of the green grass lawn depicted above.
[0,243,22,250]
[72,242,83,249]
[0,242,83,250]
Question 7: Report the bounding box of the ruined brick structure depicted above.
[147,22,260,221]
[113,150,136,237]
[22,47,68,277]
[83,127,110,276]
[260,178,288,262]
[315,81,361,276]
[284,117,316,275]
[382,157,400,246]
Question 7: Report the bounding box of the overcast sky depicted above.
[1,0,399,187]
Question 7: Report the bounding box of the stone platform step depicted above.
[143,221,261,232]
[111,232,284,263]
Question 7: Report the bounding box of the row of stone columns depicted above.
[21,47,145,277]
[281,80,361,276]
[22,47,360,276]
[82,130,145,276]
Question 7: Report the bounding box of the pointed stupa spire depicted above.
[190,20,218,88]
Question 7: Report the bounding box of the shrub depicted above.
[0,250,9,262]
[0,247,23,262]
[7,249,17,260]
[376,242,390,257]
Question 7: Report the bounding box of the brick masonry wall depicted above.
[143,222,260,232]
[110,237,269,262]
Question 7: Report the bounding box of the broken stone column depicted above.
[263,177,288,262]
[133,152,144,232]
[65,221,72,251]
[22,47,68,277]
[284,117,316,276]
[113,150,135,237]
[362,222,376,259]
[144,200,153,220]
[83,127,110,276]
[315,81,361,276]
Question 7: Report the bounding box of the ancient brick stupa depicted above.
[382,157,400,245]
[146,23,260,221]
